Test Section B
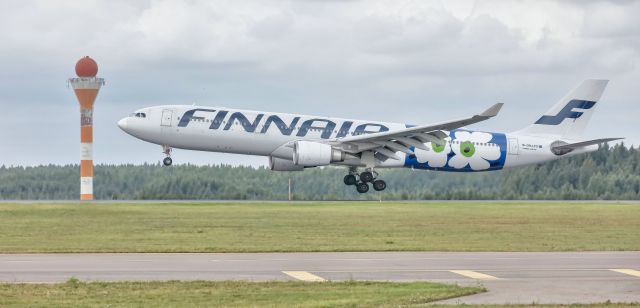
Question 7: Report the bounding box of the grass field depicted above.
[1,279,638,307]
[0,279,482,307]
[0,201,638,253]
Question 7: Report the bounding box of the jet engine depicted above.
[269,156,304,171]
[293,141,344,166]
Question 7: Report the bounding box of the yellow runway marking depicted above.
[610,269,640,278]
[450,270,500,280]
[282,271,327,282]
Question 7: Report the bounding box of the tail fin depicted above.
[515,79,609,138]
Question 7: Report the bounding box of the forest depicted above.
[0,144,638,200]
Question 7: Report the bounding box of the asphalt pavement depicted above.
[1,251,638,304]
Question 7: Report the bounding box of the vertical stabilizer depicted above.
[515,80,608,138]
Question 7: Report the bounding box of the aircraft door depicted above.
[508,137,519,155]
[161,109,173,127]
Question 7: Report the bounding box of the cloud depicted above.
[0,0,638,166]
[2,0,636,76]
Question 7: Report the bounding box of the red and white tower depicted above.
[69,56,105,201]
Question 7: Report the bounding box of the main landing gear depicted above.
[162,145,173,166]
[344,168,386,193]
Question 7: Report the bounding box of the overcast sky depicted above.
[0,0,638,166]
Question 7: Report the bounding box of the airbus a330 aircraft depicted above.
[118,80,621,193]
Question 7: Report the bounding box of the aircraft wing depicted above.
[327,103,504,160]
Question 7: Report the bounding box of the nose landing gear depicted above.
[345,168,386,193]
[162,145,173,166]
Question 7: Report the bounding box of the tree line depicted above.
[0,144,638,200]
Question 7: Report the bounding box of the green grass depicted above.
[1,279,637,307]
[0,202,639,252]
[431,305,640,307]
[0,279,483,307]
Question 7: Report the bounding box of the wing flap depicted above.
[394,137,429,151]
[374,147,402,160]
[373,141,414,154]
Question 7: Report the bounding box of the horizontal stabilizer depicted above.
[552,138,623,151]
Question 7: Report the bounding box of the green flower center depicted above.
[460,141,475,157]
[431,142,445,153]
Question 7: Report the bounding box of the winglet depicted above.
[480,103,504,118]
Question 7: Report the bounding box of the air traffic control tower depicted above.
[69,56,105,200]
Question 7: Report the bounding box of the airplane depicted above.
[117,79,622,193]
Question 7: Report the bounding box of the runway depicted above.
[1,252,639,304]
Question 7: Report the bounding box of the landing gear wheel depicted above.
[162,145,173,166]
[163,157,173,166]
[360,171,374,183]
[356,182,369,193]
[344,174,357,186]
[373,179,386,191]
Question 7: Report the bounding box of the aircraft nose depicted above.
[117,118,128,131]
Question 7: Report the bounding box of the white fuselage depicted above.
[118,105,596,171]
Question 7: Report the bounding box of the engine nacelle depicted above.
[293,141,344,167]
[269,156,304,171]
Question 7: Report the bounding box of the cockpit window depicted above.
[131,112,146,118]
